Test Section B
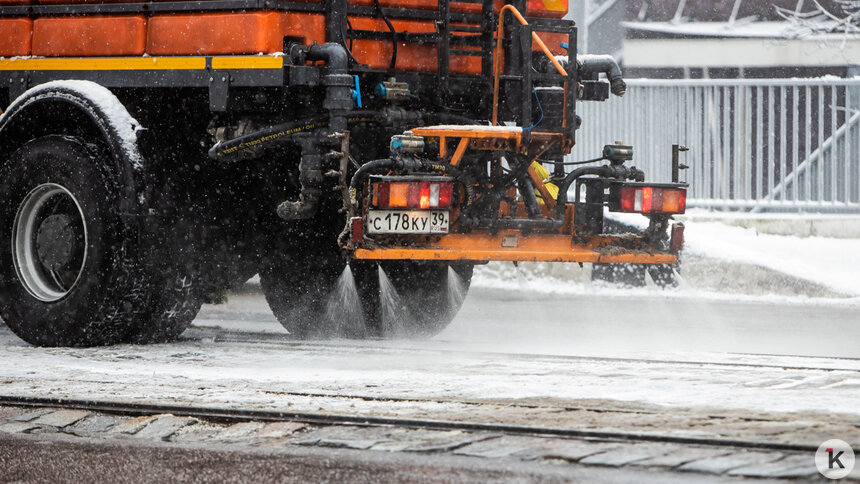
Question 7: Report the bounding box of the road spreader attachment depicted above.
[339,5,686,269]
[344,125,686,265]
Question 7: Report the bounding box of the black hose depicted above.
[208,116,329,161]
[554,165,614,217]
[342,17,360,66]
[372,0,398,70]
[538,156,606,166]
[350,158,396,190]
[209,109,480,163]
[518,178,542,219]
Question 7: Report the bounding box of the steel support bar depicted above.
[352,232,678,263]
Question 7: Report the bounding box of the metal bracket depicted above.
[208,74,230,112]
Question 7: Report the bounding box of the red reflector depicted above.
[438,183,453,208]
[350,217,364,244]
[670,223,685,251]
[620,187,635,212]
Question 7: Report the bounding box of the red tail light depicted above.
[374,178,454,210]
[616,185,687,214]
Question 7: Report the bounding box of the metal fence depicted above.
[572,78,860,213]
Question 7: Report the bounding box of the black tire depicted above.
[370,260,473,338]
[0,136,202,346]
[260,233,472,340]
[0,136,147,346]
[123,239,202,344]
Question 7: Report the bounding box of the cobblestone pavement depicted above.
[0,406,848,481]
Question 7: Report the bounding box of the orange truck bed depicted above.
[0,0,568,73]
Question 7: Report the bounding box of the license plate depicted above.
[366,210,449,235]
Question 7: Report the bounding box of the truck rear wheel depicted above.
[0,136,146,346]
[260,250,472,340]
[0,136,202,346]
[369,261,473,338]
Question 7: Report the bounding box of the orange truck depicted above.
[0,0,686,346]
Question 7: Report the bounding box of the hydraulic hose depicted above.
[518,178,542,219]
[554,165,615,218]
[208,116,329,161]
[349,158,397,191]
[209,110,480,163]
[554,164,646,218]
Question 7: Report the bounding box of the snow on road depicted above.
[1,322,859,418]
[500,211,860,298]
[683,220,860,297]
[0,217,857,446]
[1,282,859,421]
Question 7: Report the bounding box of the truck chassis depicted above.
[0,0,686,346]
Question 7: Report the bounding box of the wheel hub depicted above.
[12,183,88,302]
[36,214,81,270]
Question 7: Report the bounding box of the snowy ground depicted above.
[1,286,859,449]
[481,210,860,299]
[1,216,858,450]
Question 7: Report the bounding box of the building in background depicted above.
[570,0,860,79]
[568,0,627,57]
[621,0,860,78]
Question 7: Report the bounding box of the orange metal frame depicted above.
[409,125,564,210]
[349,125,678,265]
[491,5,568,127]
[353,231,678,264]
[348,6,677,266]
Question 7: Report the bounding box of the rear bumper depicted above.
[350,231,679,264]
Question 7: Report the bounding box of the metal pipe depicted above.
[554,165,613,217]
[577,55,626,97]
[277,43,352,220]
[277,138,325,220]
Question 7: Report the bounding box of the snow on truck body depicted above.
[0,0,686,347]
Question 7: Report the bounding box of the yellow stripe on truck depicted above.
[211,56,284,69]
[0,56,285,71]
[0,57,207,71]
